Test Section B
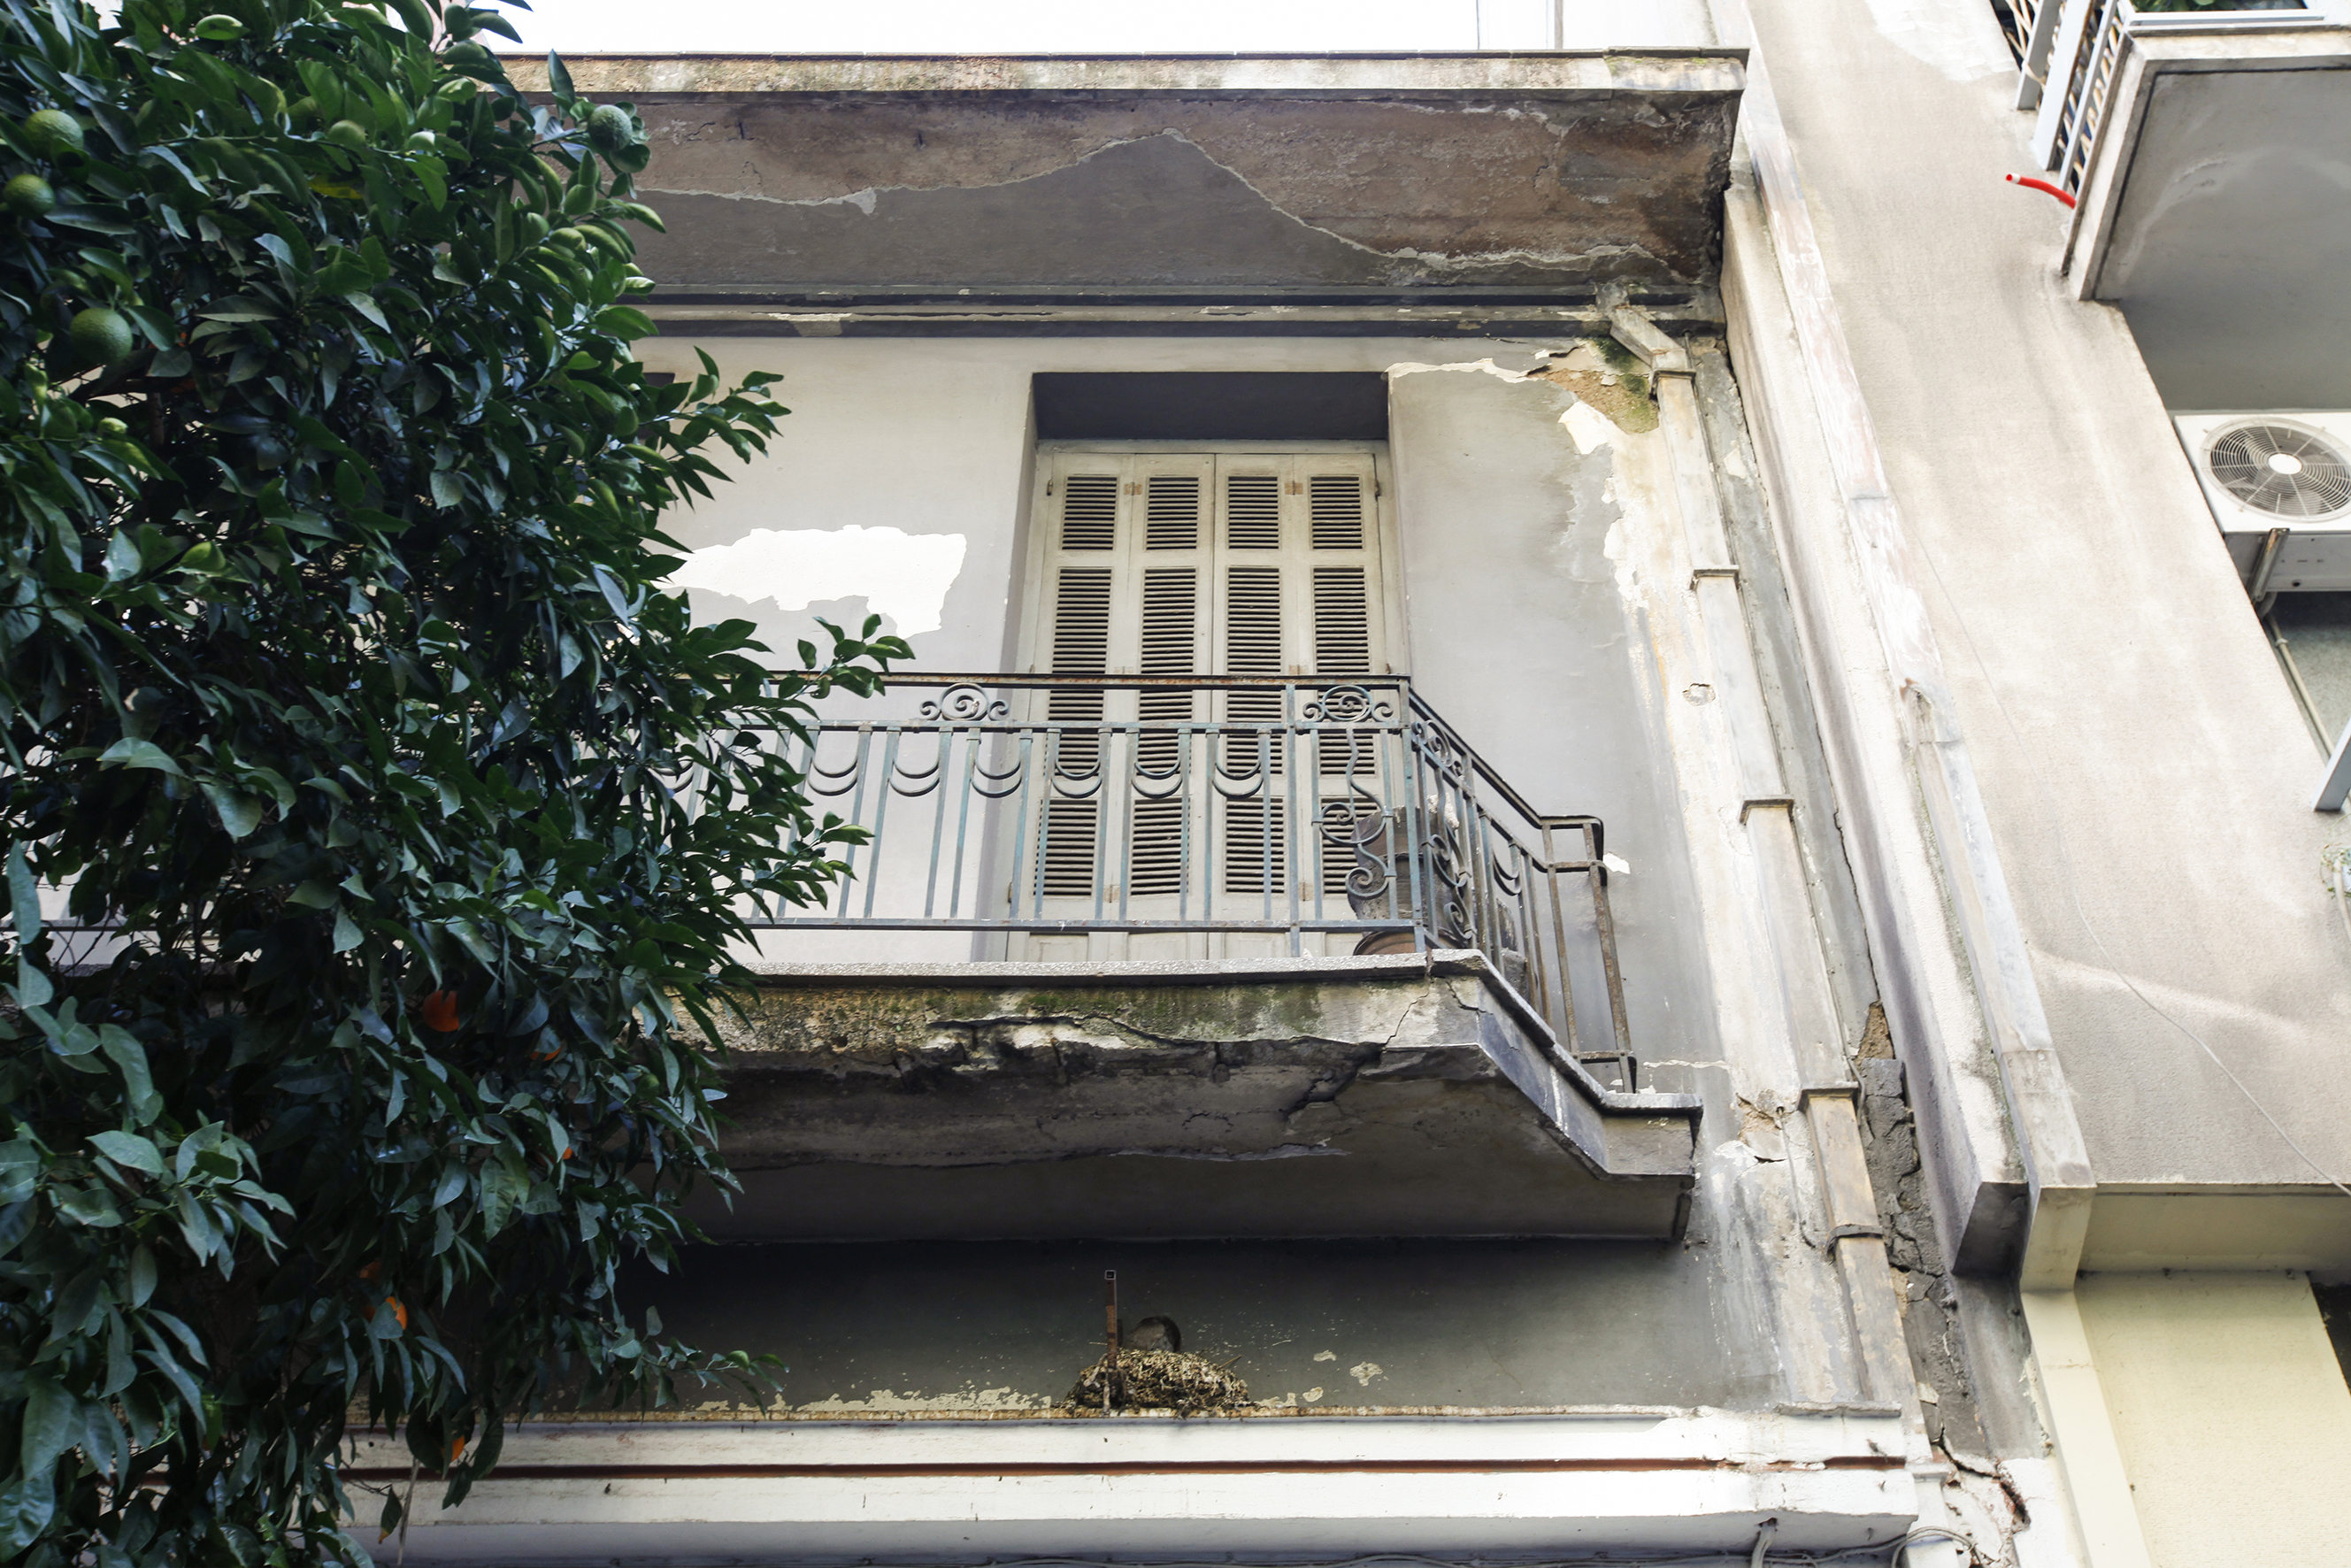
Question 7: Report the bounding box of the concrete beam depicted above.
[1721,54,2096,1286]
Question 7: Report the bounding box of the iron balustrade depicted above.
[753,673,1638,1079]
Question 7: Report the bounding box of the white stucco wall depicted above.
[2077,1272,2351,1568]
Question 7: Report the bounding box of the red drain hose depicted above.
[2006,173,2078,209]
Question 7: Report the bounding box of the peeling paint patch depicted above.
[1528,342,1658,434]
[1349,1361,1387,1385]
[1562,400,1619,455]
[1384,357,1539,384]
[670,524,966,636]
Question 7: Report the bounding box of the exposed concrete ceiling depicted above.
[508,53,1745,304]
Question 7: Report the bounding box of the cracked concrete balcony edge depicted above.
[737,949,1701,1118]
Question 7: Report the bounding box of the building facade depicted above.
[367,3,2351,1564]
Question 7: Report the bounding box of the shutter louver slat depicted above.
[1223,562,1286,795]
[1310,565,1371,674]
[1224,566,1284,675]
[1309,474,1365,550]
[1046,565,1111,877]
[1313,565,1374,779]
[1225,473,1280,550]
[1050,568,1113,673]
[1040,799,1101,898]
[1144,475,1202,550]
[1128,798,1185,897]
[1059,474,1118,550]
[1137,566,1197,775]
[1221,797,1286,896]
[1138,568,1198,676]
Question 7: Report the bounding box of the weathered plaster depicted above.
[508,55,1743,292]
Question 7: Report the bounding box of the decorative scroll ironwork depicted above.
[749,673,1636,1080]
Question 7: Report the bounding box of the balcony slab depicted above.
[701,952,1700,1241]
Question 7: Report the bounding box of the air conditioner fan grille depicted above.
[2207,424,2351,519]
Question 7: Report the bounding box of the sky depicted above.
[491,0,1487,56]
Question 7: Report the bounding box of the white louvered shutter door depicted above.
[1210,454,1387,903]
[1028,454,1213,910]
[1126,457,1212,903]
[1030,457,1128,901]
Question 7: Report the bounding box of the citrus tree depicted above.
[0,1,903,1563]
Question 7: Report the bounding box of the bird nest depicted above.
[1064,1349,1252,1415]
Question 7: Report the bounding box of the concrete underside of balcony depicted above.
[697,952,1702,1241]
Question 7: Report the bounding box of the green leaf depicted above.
[0,1469,55,1551]
[89,1131,164,1175]
[104,530,143,582]
[96,739,185,777]
[0,1141,35,1206]
[200,782,265,840]
[128,1244,157,1306]
[547,50,575,103]
[333,910,364,952]
[97,1027,161,1124]
[22,1379,79,1475]
[57,1188,124,1227]
[6,844,38,947]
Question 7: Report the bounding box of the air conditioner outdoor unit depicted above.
[2173,411,2351,593]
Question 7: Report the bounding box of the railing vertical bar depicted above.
[834,727,875,919]
[1538,819,1579,1055]
[943,725,982,919]
[921,725,955,920]
[1176,725,1195,927]
[1091,719,1111,926]
[1114,722,1133,928]
[1011,729,1039,926]
[1285,684,1302,955]
[860,726,905,922]
[1204,728,1221,934]
[1587,820,1634,1058]
[1401,704,1431,953]
[1306,690,1327,937]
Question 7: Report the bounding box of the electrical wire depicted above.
[1912,526,2351,1205]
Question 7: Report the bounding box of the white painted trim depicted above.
[2017,1291,2156,1568]
[352,1410,1917,1564]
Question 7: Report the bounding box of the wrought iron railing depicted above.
[750,673,1638,1080]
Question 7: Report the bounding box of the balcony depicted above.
[701,675,1702,1243]
[2022,0,2351,405]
